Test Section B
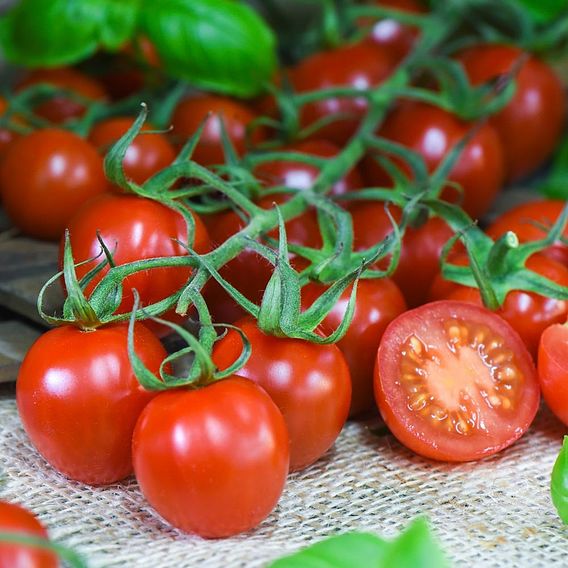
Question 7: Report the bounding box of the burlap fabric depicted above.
[0,393,566,567]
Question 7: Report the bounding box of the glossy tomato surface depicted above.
[302,278,407,417]
[17,323,166,485]
[89,117,176,186]
[64,194,209,331]
[132,377,289,538]
[538,324,568,427]
[363,101,505,219]
[0,501,57,568]
[18,67,107,123]
[171,95,264,166]
[430,253,568,357]
[457,44,566,182]
[0,129,108,240]
[212,318,351,471]
[375,301,540,461]
[290,41,394,145]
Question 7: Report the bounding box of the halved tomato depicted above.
[375,300,539,461]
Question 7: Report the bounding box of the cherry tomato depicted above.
[0,501,57,568]
[375,300,540,461]
[0,97,18,158]
[18,67,107,124]
[290,41,394,145]
[64,194,209,334]
[363,101,505,220]
[132,377,289,538]
[486,200,568,267]
[350,201,456,307]
[171,95,264,166]
[360,0,426,63]
[456,44,566,182]
[302,278,407,417]
[89,117,176,186]
[538,324,568,426]
[17,323,166,485]
[430,253,568,357]
[0,129,108,240]
[212,317,351,471]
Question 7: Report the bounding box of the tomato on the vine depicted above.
[132,377,289,538]
[456,44,566,182]
[88,117,176,186]
[64,194,210,333]
[363,101,505,220]
[17,323,167,485]
[0,129,108,241]
[18,67,108,124]
[171,95,265,166]
[302,278,407,417]
[212,317,351,471]
[290,41,394,145]
[375,300,540,461]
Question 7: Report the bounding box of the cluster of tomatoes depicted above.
[2,0,568,562]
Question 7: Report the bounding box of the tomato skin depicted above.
[212,318,351,471]
[16,323,166,485]
[171,95,264,166]
[302,278,407,417]
[0,129,108,241]
[0,97,18,158]
[290,41,394,145]
[350,202,456,307]
[18,67,107,124]
[0,501,57,568]
[132,377,289,538]
[375,300,540,461]
[486,200,568,266]
[64,194,209,333]
[363,101,505,220]
[430,253,568,357]
[457,44,566,182]
[89,117,176,186]
[538,324,568,426]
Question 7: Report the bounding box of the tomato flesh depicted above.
[375,301,539,461]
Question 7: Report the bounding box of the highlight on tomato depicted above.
[375,301,540,461]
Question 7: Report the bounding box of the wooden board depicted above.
[0,320,41,383]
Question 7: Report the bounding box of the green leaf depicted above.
[0,0,140,67]
[540,135,568,199]
[514,0,568,23]
[270,517,450,568]
[139,0,276,97]
[551,436,568,523]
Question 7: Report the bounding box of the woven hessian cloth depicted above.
[0,395,567,567]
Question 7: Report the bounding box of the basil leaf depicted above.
[540,135,568,200]
[269,517,450,568]
[514,0,568,23]
[551,436,568,523]
[139,0,276,98]
[0,0,140,67]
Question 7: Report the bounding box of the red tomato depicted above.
[18,67,107,124]
[0,129,108,240]
[350,201,456,307]
[254,139,363,197]
[302,278,407,417]
[375,300,540,461]
[290,41,394,145]
[89,117,176,186]
[0,97,18,158]
[456,44,566,182]
[17,323,166,485]
[64,194,209,333]
[171,95,264,166]
[363,101,505,220]
[430,253,568,357]
[212,317,351,471]
[486,200,568,266]
[361,0,426,63]
[132,377,289,538]
[538,324,568,426]
[0,501,57,568]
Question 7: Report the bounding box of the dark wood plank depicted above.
[0,320,41,383]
